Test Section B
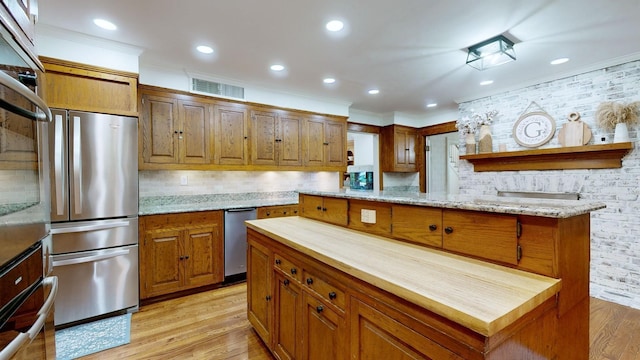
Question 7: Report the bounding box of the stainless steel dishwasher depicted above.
[224,208,257,282]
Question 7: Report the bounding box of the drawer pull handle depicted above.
[284,279,289,286]
[275,259,281,265]
[444,227,454,234]
[291,268,297,275]
[429,224,437,231]
[306,278,314,285]
[316,305,324,313]
[328,292,337,300]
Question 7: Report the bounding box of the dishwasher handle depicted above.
[225,208,256,213]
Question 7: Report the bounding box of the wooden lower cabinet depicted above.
[299,194,348,226]
[247,226,568,360]
[301,292,346,360]
[139,211,224,299]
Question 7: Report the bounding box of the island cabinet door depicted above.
[350,298,465,360]
[442,210,519,266]
[247,234,273,346]
[301,292,347,360]
[274,273,302,360]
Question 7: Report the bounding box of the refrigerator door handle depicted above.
[52,249,131,267]
[53,113,65,216]
[50,219,132,234]
[72,115,83,215]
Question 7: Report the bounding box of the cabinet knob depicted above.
[179,256,184,260]
[328,292,337,300]
[316,305,324,313]
[184,255,189,260]
[290,268,297,275]
[266,211,271,216]
[306,278,314,285]
[316,206,322,210]
[322,207,327,212]
[275,259,281,265]
[266,295,272,301]
[294,210,298,214]
[284,279,289,286]
[283,211,287,215]
[444,227,454,234]
[429,224,437,231]
[323,142,329,145]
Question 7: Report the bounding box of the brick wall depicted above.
[458,59,640,309]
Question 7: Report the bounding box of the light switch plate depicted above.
[180,175,188,185]
[361,209,377,224]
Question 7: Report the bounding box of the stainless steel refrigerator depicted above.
[48,109,139,326]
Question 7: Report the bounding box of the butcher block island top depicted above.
[246,216,561,337]
[299,189,605,218]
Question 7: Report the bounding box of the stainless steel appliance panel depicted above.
[224,208,256,277]
[50,218,138,254]
[49,110,138,222]
[51,244,138,326]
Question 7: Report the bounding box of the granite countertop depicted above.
[139,191,299,215]
[299,189,606,218]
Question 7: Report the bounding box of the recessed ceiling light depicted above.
[270,64,285,71]
[326,20,344,32]
[426,103,438,108]
[480,80,494,86]
[550,57,570,65]
[196,45,214,54]
[368,89,380,95]
[93,18,117,31]
[323,78,336,84]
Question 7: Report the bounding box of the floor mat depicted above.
[55,313,131,359]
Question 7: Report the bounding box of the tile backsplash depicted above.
[139,170,341,197]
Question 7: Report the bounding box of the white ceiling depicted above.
[36,0,640,117]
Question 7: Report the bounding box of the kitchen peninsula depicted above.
[245,190,605,359]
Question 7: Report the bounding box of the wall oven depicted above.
[0,9,56,359]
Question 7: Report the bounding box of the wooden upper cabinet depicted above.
[140,93,212,166]
[304,116,347,169]
[380,124,417,172]
[178,99,212,164]
[40,57,138,116]
[251,109,303,166]
[214,104,249,165]
[140,94,179,164]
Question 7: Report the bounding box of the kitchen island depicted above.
[245,190,605,359]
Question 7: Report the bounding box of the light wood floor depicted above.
[79,283,640,359]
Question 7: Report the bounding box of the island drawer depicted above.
[274,253,302,283]
[303,269,346,311]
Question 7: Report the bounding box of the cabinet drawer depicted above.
[257,205,299,219]
[392,205,442,247]
[303,269,346,311]
[274,253,302,283]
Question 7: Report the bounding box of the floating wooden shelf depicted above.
[460,142,633,172]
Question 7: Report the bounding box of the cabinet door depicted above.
[141,94,179,164]
[278,113,303,166]
[247,234,273,345]
[305,117,326,167]
[442,210,518,265]
[324,119,346,167]
[323,197,349,226]
[215,105,249,165]
[351,298,463,360]
[300,195,325,221]
[301,293,346,360]
[274,273,302,360]
[141,228,182,298]
[178,100,212,164]
[392,205,442,247]
[251,110,278,166]
[184,225,224,288]
[394,127,417,171]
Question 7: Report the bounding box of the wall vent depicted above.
[190,78,245,100]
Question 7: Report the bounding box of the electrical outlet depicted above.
[361,209,377,224]
[180,175,188,186]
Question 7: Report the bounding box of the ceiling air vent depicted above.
[191,78,245,100]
